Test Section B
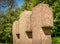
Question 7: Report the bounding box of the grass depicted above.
[52,36,60,44]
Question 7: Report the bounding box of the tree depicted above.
[0,0,16,16]
[0,8,21,43]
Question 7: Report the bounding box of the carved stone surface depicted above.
[13,4,53,44]
[19,10,32,44]
[13,21,20,44]
[13,10,32,44]
[31,4,53,44]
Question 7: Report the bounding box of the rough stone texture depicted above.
[19,10,32,44]
[13,4,53,44]
[31,4,53,44]
[13,10,32,44]
[13,21,20,44]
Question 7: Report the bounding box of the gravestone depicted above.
[13,21,20,44]
[12,4,53,44]
[19,11,32,44]
[13,10,32,44]
[31,4,53,44]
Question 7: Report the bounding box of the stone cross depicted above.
[12,4,53,44]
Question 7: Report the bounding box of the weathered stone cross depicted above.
[13,4,53,44]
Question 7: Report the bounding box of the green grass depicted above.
[0,43,12,44]
[52,36,60,44]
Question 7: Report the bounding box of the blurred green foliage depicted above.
[0,0,60,44]
[0,9,21,43]
[52,37,60,44]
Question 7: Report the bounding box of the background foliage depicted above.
[0,0,60,44]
